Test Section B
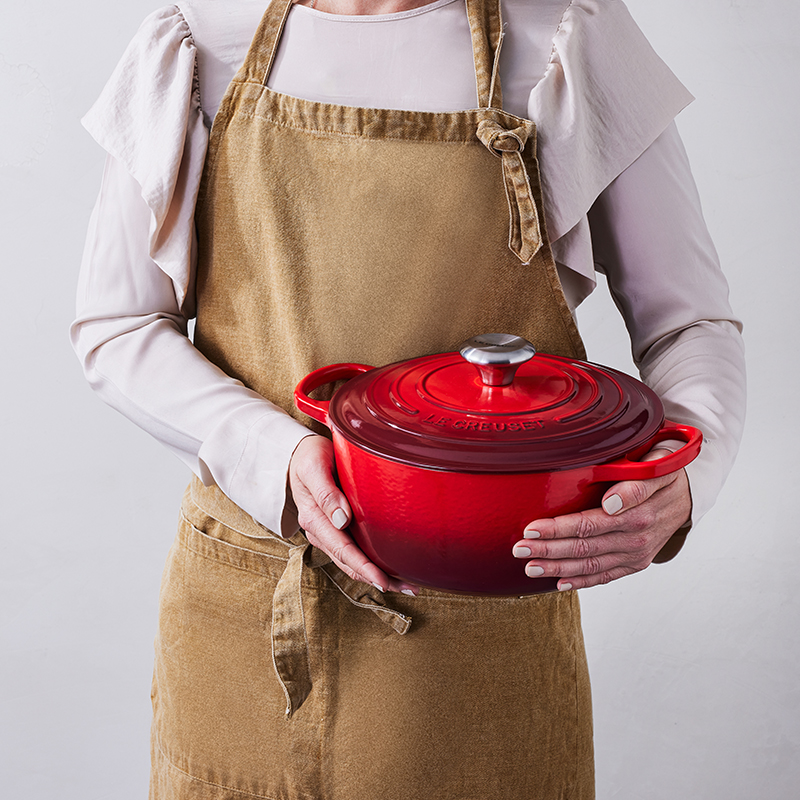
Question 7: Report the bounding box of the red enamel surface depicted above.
[334,432,601,595]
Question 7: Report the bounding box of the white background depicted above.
[1,1,797,797]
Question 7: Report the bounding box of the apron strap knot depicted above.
[476,118,542,265]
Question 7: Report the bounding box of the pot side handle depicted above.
[591,421,703,483]
[294,363,375,425]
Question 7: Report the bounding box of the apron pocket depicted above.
[151,507,325,800]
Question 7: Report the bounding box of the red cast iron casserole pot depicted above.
[295,334,702,596]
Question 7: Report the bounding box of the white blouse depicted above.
[71,0,746,538]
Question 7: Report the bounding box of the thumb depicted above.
[291,436,352,530]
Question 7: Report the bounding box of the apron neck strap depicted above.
[466,0,505,110]
[242,0,506,111]
[242,0,296,87]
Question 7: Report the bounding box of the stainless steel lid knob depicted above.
[459,334,537,386]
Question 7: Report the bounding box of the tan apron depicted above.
[151,1,594,797]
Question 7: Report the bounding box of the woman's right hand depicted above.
[288,435,416,595]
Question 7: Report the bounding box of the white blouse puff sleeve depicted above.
[72,0,746,540]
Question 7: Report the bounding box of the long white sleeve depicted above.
[71,154,311,535]
[588,122,746,523]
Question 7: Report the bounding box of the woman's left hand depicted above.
[512,449,692,590]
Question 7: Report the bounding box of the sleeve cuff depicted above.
[198,405,314,537]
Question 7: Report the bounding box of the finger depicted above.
[307,510,418,595]
[305,510,417,593]
[514,524,638,563]
[600,449,683,516]
[300,505,390,589]
[552,565,639,592]
[519,537,651,581]
[522,505,621,545]
[312,528,418,596]
[523,551,628,580]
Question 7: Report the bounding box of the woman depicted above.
[72,1,745,797]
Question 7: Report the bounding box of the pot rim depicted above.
[295,345,702,476]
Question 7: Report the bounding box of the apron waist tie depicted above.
[476,117,542,264]
[188,479,412,718]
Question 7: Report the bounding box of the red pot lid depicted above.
[328,334,665,473]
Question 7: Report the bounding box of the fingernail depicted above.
[401,588,416,596]
[513,544,532,558]
[558,582,573,592]
[603,494,623,515]
[526,565,545,577]
[331,508,348,529]
[372,582,385,593]
[524,529,541,539]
